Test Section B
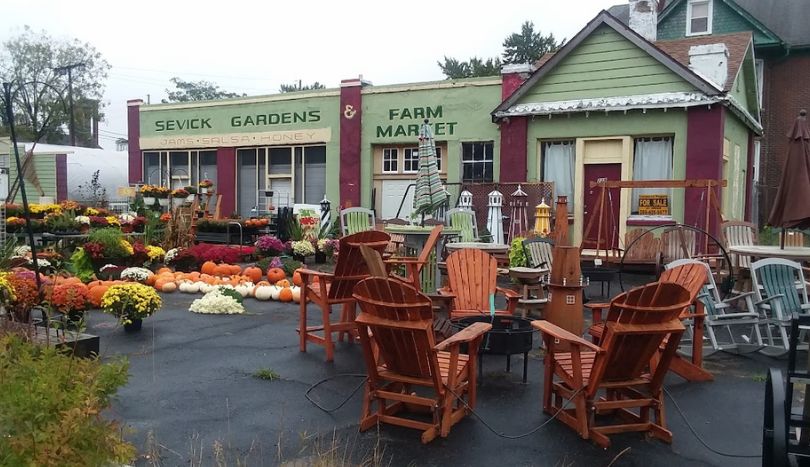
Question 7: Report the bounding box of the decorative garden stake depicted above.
[534,198,551,237]
[320,195,331,232]
[487,189,504,245]
[458,190,473,211]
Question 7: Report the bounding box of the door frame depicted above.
[573,136,633,246]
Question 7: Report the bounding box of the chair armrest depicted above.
[721,290,756,303]
[385,258,428,265]
[532,320,602,352]
[297,268,334,282]
[437,287,456,299]
[496,286,521,299]
[434,322,492,351]
[754,294,785,307]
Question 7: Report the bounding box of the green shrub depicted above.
[66,248,96,283]
[509,236,527,267]
[87,227,130,258]
[0,336,134,466]
[281,257,302,276]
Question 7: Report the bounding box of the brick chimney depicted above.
[629,0,658,42]
[501,63,534,100]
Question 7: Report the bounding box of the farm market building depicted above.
[127,7,761,244]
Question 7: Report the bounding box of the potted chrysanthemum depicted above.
[101,283,162,332]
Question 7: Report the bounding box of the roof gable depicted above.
[493,10,719,117]
[658,0,782,47]
[655,31,753,92]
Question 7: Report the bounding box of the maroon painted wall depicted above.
[127,100,142,184]
[501,73,525,100]
[216,147,236,216]
[685,106,725,237]
[55,153,67,202]
[498,118,528,183]
[339,80,363,207]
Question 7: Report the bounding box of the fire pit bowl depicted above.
[451,315,537,383]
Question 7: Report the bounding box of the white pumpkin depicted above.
[192,281,206,293]
[235,282,254,298]
[291,286,301,303]
[269,285,282,301]
[199,282,214,294]
[253,285,273,301]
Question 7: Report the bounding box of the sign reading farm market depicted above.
[376,106,458,138]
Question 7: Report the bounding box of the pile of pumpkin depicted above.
[143,261,309,303]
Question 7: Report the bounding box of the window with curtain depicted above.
[632,136,673,215]
[687,0,712,35]
[542,141,575,210]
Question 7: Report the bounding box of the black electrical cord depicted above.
[664,386,761,458]
[305,373,367,413]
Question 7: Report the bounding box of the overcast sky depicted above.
[2,0,624,150]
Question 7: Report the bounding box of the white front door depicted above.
[0,167,8,201]
[380,179,415,221]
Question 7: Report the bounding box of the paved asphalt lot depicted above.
[87,276,774,466]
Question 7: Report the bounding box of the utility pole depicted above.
[53,62,85,146]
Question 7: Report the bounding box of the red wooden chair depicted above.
[297,230,390,362]
[534,281,691,448]
[352,277,491,443]
[438,248,519,318]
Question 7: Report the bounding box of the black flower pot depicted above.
[123,318,143,333]
[315,251,327,264]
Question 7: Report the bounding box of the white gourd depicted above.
[254,285,273,301]
[269,285,282,301]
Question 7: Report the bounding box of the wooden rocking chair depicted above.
[437,248,520,318]
[352,277,491,443]
[533,281,691,448]
[297,230,390,362]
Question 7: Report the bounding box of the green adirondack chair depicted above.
[751,258,810,357]
[445,208,481,243]
[340,207,375,235]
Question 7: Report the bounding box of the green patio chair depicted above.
[445,208,482,243]
[665,258,763,356]
[340,207,375,235]
[751,258,810,356]
[522,237,554,271]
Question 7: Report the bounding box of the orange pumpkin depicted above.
[229,264,242,275]
[161,282,177,293]
[157,267,173,275]
[87,285,109,308]
[267,268,286,283]
[243,267,262,283]
[275,279,291,288]
[278,287,293,302]
[145,274,158,286]
[214,264,231,277]
[154,278,172,290]
[188,271,200,281]
[201,261,217,275]
[87,280,104,289]
[292,269,303,287]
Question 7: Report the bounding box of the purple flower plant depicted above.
[254,235,284,256]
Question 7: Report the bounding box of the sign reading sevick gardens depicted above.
[140,108,330,150]
[376,106,458,138]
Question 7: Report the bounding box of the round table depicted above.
[728,245,810,261]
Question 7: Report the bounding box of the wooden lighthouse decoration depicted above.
[508,184,529,241]
[546,245,588,344]
[554,196,570,246]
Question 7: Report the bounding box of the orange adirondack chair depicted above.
[297,230,390,362]
[384,225,443,291]
[533,281,691,448]
[352,277,491,443]
[438,248,520,318]
[588,261,710,381]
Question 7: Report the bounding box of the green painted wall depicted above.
[139,93,342,212]
[518,25,696,104]
[7,153,57,203]
[359,80,502,205]
[723,111,750,219]
[526,109,689,221]
[658,0,780,46]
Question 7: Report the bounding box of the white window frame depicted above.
[382,148,399,174]
[686,0,713,36]
[403,147,419,174]
[630,136,674,216]
[755,58,765,108]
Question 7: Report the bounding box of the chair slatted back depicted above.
[785,231,807,247]
[593,282,691,389]
[359,245,388,279]
[661,228,696,263]
[523,238,554,269]
[445,248,497,312]
[353,278,441,389]
[446,208,478,242]
[752,258,808,320]
[328,230,390,300]
[658,262,708,304]
[665,258,721,317]
[722,221,757,269]
[341,207,376,235]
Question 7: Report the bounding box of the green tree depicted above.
[437,56,502,79]
[502,21,564,65]
[279,81,326,93]
[0,26,110,145]
[162,77,245,103]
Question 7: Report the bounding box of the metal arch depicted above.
[618,223,734,294]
